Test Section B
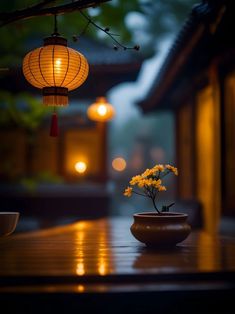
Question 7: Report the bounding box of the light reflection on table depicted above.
[0,217,235,291]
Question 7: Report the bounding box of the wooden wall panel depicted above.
[0,130,26,179]
[177,103,194,199]
[32,130,59,175]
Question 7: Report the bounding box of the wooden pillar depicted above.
[195,66,221,233]
[222,72,235,216]
[176,102,195,200]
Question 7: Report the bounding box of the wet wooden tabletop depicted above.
[0,217,235,293]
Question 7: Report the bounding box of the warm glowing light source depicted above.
[87,97,115,122]
[112,157,127,172]
[77,285,85,292]
[75,161,87,174]
[23,37,89,107]
[55,58,61,66]
[97,104,107,116]
[22,34,89,137]
[76,262,85,276]
[98,259,107,276]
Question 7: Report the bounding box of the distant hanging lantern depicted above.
[22,15,89,136]
[87,97,115,122]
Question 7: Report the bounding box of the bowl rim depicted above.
[133,212,188,218]
[0,212,20,215]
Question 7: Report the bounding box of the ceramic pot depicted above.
[130,212,191,247]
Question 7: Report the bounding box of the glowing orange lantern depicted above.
[87,97,115,122]
[23,30,89,136]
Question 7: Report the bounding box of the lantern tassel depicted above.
[50,112,59,137]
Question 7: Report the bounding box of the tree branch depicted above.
[0,0,110,27]
[29,0,58,11]
[78,10,140,50]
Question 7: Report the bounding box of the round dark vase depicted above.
[130,212,191,247]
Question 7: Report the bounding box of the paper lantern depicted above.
[87,97,115,122]
[22,35,89,136]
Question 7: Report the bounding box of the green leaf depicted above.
[161,202,175,212]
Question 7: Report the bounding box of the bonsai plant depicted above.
[124,164,191,247]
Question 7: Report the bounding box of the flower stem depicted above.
[161,170,171,178]
[132,190,149,198]
[152,197,160,214]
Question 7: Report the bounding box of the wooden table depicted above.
[0,217,235,314]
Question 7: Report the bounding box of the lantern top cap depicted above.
[96,96,107,103]
[43,36,67,47]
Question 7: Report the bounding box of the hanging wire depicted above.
[52,14,59,36]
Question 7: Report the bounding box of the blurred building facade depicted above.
[138,0,235,233]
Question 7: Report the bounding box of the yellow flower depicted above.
[124,186,133,197]
[152,179,162,188]
[157,185,167,191]
[142,168,155,177]
[153,164,165,172]
[137,179,146,188]
[165,164,178,175]
[130,175,142,185]
[143,178,152,186]
[123,164,178,212]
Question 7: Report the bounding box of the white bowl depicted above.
[0,212,20,236]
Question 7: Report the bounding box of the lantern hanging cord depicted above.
[52,14,59,36]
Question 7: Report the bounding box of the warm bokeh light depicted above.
[97,104,107,116]
[75,161,87,174]
[112,157,127,171]
[73,220,114,278]
[77,285,85,292]
[76,229,85,276]
[76,222,88,231]
[76,262,85,276]
[87,97,115,122]
[98,258,107,276]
